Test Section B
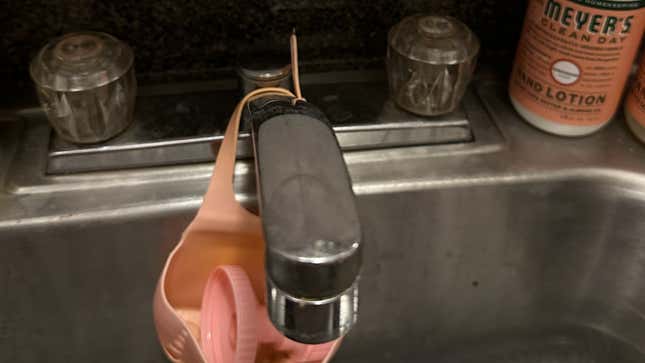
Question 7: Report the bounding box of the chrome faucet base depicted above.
[267,278,359,344]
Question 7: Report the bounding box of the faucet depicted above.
[248,95,362,344]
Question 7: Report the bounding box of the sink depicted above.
[2,77,645,362]
[3,178,645,362]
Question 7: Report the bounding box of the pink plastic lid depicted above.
[200,266,257,363]
[200,266,336,363]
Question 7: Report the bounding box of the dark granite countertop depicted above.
[2,0,526,90]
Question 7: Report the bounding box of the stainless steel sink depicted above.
[2,77,645,362]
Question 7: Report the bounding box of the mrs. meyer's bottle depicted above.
[510,0,645,136]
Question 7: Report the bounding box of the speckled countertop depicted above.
[2,0,526,89]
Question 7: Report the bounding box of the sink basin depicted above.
[3,179,644,362]
[337,180,645,362]
[1,78,645,362]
